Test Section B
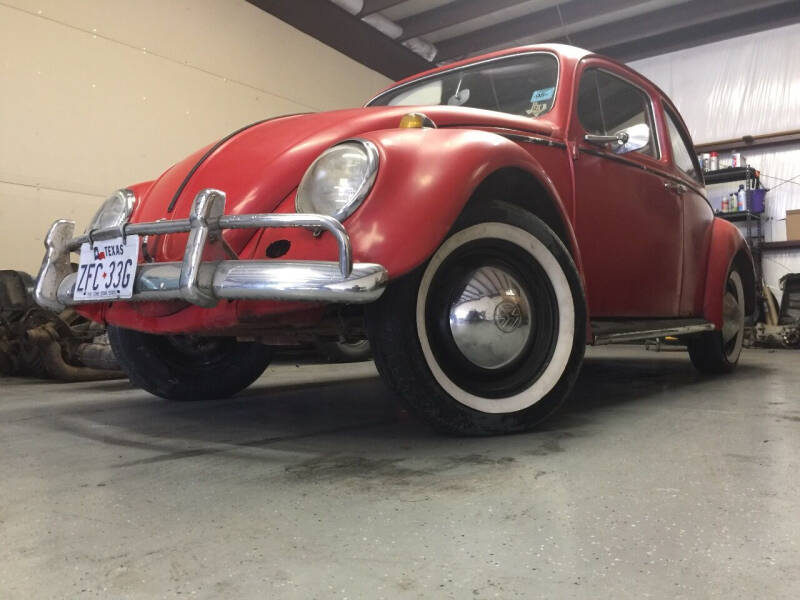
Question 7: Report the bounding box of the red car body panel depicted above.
[75,43,754,339]
[703,218,753,329]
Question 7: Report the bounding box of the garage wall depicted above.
[628,23,800,146]
[630,24,800,300]
[0,0,390,274]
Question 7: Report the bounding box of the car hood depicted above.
[133,105,558,259]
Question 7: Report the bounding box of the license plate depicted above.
[74,235,140,301]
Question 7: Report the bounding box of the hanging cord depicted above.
[759,172,800,190]
[555,3,573,44]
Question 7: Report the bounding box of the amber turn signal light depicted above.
[398,112,436,129]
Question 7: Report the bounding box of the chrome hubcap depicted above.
[722,270,745,359]
[448,266,532,369]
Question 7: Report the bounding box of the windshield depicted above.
[368,53,559,118]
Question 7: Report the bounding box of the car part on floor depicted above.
[771,273,800,348]
[0,270,123,381]
[779,279,800,320]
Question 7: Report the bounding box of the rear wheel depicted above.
[366,201,586,435]
[688,268,745,373]
[108,325,272,400]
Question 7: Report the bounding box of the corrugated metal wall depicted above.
[630,23,800,299]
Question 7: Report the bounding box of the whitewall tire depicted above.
[365,200,586,435]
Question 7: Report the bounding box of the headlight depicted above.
[86,189,136,232]
[295,139,378,221]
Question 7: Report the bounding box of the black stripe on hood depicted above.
[166,113,308,212]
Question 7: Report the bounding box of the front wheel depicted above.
[366,201,586,435]
[108,325,272,400]
[687,267,746,374]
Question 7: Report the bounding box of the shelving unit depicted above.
[706,166,765,294]
[703,166,761,187]
[717,209,760,222]
[762,240,800,251]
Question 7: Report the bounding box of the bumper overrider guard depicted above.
[34,188,388,313]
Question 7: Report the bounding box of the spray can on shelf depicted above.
[721,196,728,212]
[737,185,747,212]
[731,151,742,168]
[709,152,719,171]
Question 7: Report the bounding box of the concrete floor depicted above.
[1,346,799,599]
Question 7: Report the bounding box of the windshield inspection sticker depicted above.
[530,87,555,102]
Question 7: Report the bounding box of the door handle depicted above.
[664,182,687,195]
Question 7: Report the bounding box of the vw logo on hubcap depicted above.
[448,266,533,369]
[494,300,522,333]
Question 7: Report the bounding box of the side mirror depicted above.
[614,123,650,154]
[584,123,650,155]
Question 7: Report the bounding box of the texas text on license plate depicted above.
[74,235,140,301]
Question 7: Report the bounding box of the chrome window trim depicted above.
[662,104,704,184]
[576,66,662,161]
[365,51,561,118]
[579,146,708,201]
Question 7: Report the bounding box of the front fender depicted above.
[344,128,579,278]
[703,217,756,329]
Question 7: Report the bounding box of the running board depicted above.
[591,319,715,346]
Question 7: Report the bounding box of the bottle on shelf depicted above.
[737,185,746,212]
[709,152,719,171]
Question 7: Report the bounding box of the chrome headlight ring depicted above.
[86,188,136,234]
[295,138,379,222]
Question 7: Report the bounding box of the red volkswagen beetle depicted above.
[36,44,755,435]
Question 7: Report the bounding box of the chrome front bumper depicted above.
[34,188,388,312]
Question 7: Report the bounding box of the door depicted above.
[662,104,713,316]
[571,65,683,317]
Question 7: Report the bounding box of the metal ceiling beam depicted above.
[359,0,407,16]
[596,1,800,62]
[396,0,533,42]
[434,0,643,61]
[246,0,431,80]
[564,0,798,57]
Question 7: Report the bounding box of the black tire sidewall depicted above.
[108,325,272,400]
[688,266,744,374]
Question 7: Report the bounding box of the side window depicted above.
[664,108,700,182]
[577,69,658,158]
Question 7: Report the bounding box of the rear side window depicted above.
[664,107,700,182]
[577,69,658,158]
